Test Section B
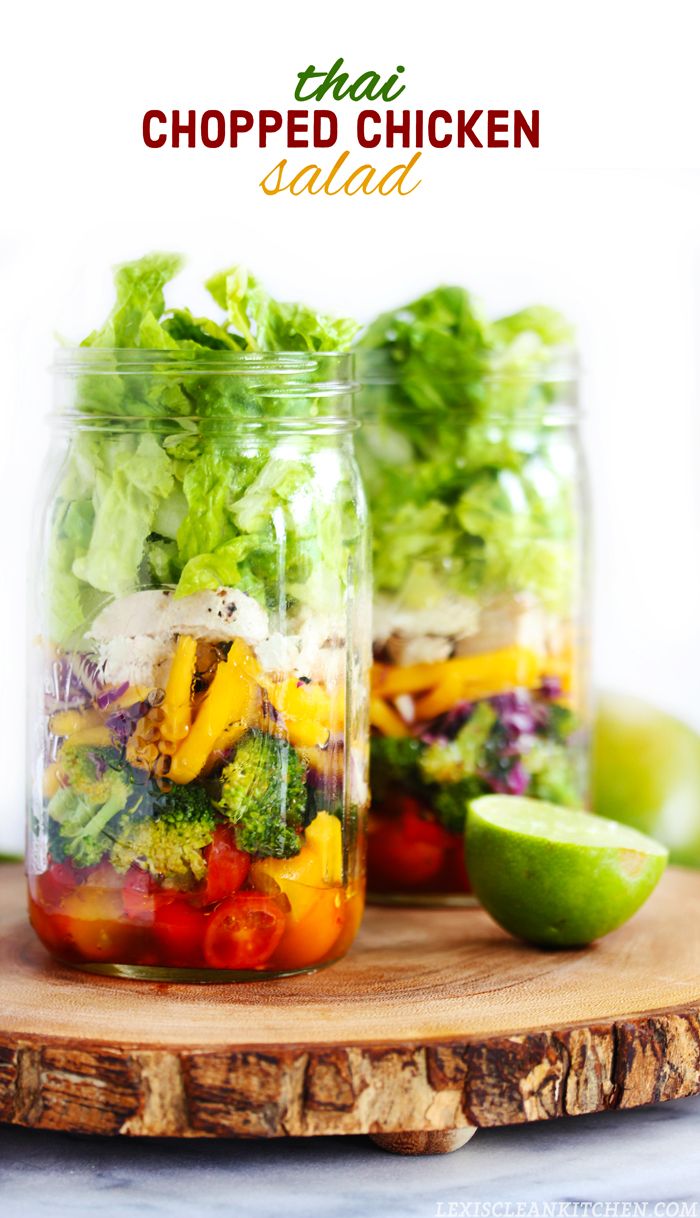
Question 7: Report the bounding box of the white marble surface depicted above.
[1,1096,699,1217]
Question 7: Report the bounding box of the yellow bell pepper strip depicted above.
[169,639,259,784]
[372,662,442,698]
[261,676,335,749]
[297,742,344,782]
[271,888,344,971]
[373,648,542,701]
[49,708,103,738]
[62,725,113,749]
[278,718,330,749]
[305,811,343,884]
[103,684,151,711]
[541,649,575,695]
[200,675,261,773]
[159,634,197,749]
[250,811,343,921]
[369,695,411,738]
[43,762,62,798]
[413,646,541,721]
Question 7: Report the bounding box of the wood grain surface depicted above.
[1,864,699,1142]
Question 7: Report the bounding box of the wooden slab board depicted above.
[1,864,699,1151]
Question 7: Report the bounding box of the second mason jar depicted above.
[28,351,370,978]
[357,345,590,903]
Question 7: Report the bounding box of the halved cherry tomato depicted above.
[154,898,207,967]
[201,826,251,905]
[203,892,286,970]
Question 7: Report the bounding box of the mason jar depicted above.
[27,350,370,978]
[356,350,589,904]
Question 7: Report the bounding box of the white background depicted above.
[1,0,698,850]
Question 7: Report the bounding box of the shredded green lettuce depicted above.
[356,285,576,612]
[49,254,360,644]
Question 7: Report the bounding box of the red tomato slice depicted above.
[203,892,286,970]
[201,826,251,905]
[154,898,207,967]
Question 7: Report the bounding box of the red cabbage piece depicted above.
[96,681,129,710]
[539,674,563,700]
[45,656,93,714]
[488,759,530,796]
[105,689,163,746]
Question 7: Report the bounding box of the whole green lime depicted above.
[466,795,668,948]
[593,694,700,868]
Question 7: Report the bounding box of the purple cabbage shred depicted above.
[488,760,530,796]
[96,681,129,710]
[538,674,562,700]
[105,697,154,746]
[86,750,108,778]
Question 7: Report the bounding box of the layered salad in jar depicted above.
[29,255,369,977]
[356,288,588,899]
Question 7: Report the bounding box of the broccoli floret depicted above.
[147,781,216,827]
[370,710,496,835]
[370,736,426,803]
[48,747,130,867]
[110,782,218,886]
[545,702,577,743]
[218,730,307,858]
[433,777,488,835]
[59,744,127,805]
[526,739,581,807]
[420,703,497,786]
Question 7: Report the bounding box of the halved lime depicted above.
[466,795,668,948]
[593,693,700,868]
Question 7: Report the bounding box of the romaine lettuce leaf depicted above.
[206,267,359,353]
[72,433,174,596]
[356,285,576,612]
[49,253,359,641]
[82,252,185,350]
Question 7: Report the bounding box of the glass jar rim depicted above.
[355,344,578,386]
[51,348,359,430]
[354,345,580,422]
[53,347,357,379]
